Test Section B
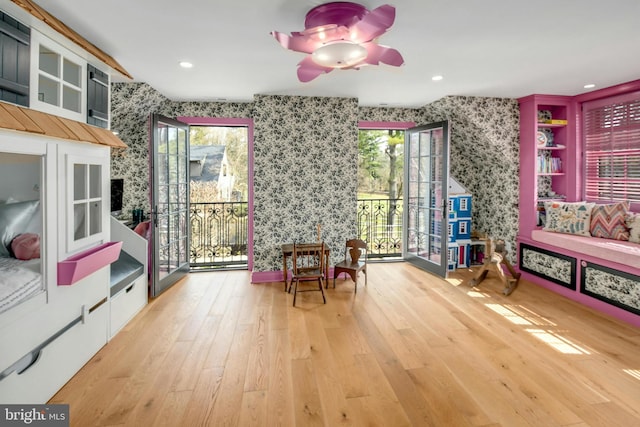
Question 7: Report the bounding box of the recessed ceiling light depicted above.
[584,83,595,89]
[432,75,443,81]
[179,61,193,68]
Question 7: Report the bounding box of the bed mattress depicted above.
[0,257,43,315]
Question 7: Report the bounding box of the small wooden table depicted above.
[281,243,330,291]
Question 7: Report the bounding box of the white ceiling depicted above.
[28,0,640,108]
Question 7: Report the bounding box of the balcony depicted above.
[356,198,403,259]
[189,198,403,270]
[189,201,249,270]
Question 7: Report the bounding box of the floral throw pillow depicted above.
[589,202,630,240]
[626,213,640,243]
[543,201,595,236]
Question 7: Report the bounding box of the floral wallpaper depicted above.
[110,83,170,216]
[110,83,253,216]
[358,106,422,124]
[421,96,520,262]
[110,83,521,272]
[252,95,359,271]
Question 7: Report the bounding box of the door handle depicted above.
[148,206,158,226]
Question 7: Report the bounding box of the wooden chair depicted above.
[288,242,327,306]
[332,239,367,293]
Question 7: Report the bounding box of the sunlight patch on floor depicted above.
[505,304,556,326]
[467,290,487,298]
[624,369,640,381]
[446,277,464,286]
[526,329,591,355]
[486,303,532,325]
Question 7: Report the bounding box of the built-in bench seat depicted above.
[531,230,640,269]
[518,230,640,328]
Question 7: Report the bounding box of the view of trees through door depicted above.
[189,126,248,270]
[358,128,404,258]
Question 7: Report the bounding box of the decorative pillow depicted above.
[0,200,40,257]
[589,202,630,240]
[626,213,640,243]
[10,233,40,260]
[543,201,595,236]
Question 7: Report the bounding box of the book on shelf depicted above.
[537,155,562,173]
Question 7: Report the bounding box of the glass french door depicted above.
[150,114,190,296]
[403,121,450,277]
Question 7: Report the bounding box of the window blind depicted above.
[583,91,640,203]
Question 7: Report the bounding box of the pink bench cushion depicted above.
[531,230,640,269]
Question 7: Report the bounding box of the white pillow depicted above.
[626,213,640,243]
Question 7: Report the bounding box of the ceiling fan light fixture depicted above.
[271,2,403,82]
[312,41,367,68]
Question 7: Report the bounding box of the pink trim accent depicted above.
[574,79,640,103]
[581,89,640,110]
[517,95,577,239]
[178,117,254,271]
[58,241,122,286]
[358,121,416,130]
[251,270,286,284]
[573,80,640,211]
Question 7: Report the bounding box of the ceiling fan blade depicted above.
[350,4,396,43]
[272,3,403,81]
[297,56,333,82]
[271,31,315,54]
[361,43,404,67]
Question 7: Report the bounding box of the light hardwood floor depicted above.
[50,263,640,426]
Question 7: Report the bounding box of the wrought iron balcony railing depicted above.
[189,198,403,270]
[356,198,403,259]
[190,201,249,269]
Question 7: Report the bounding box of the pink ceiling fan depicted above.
[271,2,404,82]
